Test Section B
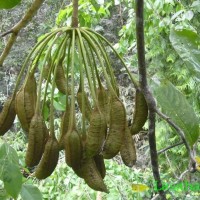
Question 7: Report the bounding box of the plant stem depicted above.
[135,0,166,199]
[71,0,79,27]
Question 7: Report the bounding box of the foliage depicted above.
[1,0,200,199]
[0,140,42,200]
[0,0,21,9]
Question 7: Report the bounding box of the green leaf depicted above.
[0,0,21,9]
[0,143,19,165]
[170,28,200,79]
[2,161,22,199]
[154,81,199,147]
[53,99,65,111]
[20,184,42,200]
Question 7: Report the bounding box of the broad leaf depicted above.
[132,184,149,192]
[20,184,42,200]
[0,143,19,165]
[154,81,199,147]
[0,0,21,9]
[2,161,22,199]
[170,28,200,79]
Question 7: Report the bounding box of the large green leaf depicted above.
[20,184,42,200]
[154,81,199,147]
[0,0,21,9]
[0,143,19,165]
[2,161,22,199]
[169,28,200,79]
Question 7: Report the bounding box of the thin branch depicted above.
[156,109,196,172]
[164,151,179,179]
[135,1,166,199]
[158,141,184,155]
[0,30,13,37]
[0,0,45,66]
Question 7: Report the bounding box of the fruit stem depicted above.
[77,39,86,140]
[71,0,79,28]
[68,29,76,130]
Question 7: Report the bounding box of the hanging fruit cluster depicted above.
[0,1,148,193]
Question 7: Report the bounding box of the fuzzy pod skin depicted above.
[15,73,37,133]
[25,114,48,167]
[77,158,109,193]
[131,90,148,135]
[58,104,70,150]
[120,126,136,167]
[0,96,16,135]
[85,107,107,158]
[102,97,126,159]
[35,135,59,179]
[64,129,82,170]
[94,155,106,179]
[97,87,110,124]
[55,63,68,94]
[77,90,92,121]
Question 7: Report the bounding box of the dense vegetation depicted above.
[0,0,200,199]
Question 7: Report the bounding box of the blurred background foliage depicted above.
[0,0,200,199]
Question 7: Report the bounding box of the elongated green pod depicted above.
[77,158,109,193]
[55,62,68,94]
[85,107,107,158]
[0,96,16,135]
[35,135,59,179]
[120,125,136,167]
[15,73,37,133]
[94,154,106,179]
[58,103,70,150]
[131,90,148,135]
[64,129,82,170]
[97,86,110,124]
[102,96,126,159]
[25,113,48,167]
[77,90,92,121]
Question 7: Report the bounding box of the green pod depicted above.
[120,125,136,167]
[85,107,107,158]
[35,135,59,179]
[102,97,126,159]
[97,87,110,124]
[131,90,148,135]
[55,62,68,94]
[58,104,70,150]
[0,96,16,135]
[64,129,82,170]
[77,90,92,121]
[15,73,37,133]
[76,158,109,193]
[25,113,48,167]
[94,154,106,179]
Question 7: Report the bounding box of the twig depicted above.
[0,0,45,66]
[164,151,179,179]
[135,1,166,199]
[156,109,196,172]
[157,141,184,155]
[0,30,13,37]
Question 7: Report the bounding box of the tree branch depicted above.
[135,0,166,199]
[0,0,45,66]
[157,141,184,155]
[156,109,196,172]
